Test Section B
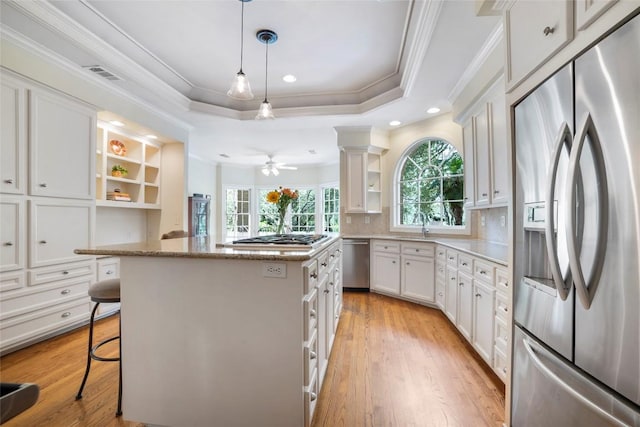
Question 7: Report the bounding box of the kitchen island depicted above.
[76,235,342,427]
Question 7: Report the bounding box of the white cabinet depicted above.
[456,271,474,341]
[505,0,574,89]
[371,250,400,295]
[489,90,509,205]
[344,148,382,213]
[473,105,491,207]
[1,75,26,195]
[1,198,25,272]
[462,119,475,208]
[472,280,495,364]
[96,257,120,317]
[576,0,618,30]
[444,266,458,323]
[494,267,511,381]
[29,199,94,268]
[96,122,162,208]
[29,88,96,200]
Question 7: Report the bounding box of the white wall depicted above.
[188,155,217,238]
[95,208,148,245]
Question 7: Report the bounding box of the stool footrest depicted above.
[90,335,120,363]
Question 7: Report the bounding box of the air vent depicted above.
[83,65,122,81]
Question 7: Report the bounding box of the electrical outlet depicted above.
[500,215,506,227]
[364,216,370,224]
[481,215,486,227]
[263,262,286,278]
[346,216,352,224]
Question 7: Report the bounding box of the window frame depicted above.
[320,182,340,233]
[223,186,253,240]
[391,138,471,236]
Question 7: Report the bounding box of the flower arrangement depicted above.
[266,187,299,234]
[111,164,128,177]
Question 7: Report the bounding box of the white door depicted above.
[371,252,400,295]
[1,75,26,195]
[401,255,435,303]
[456,271,473,341]
[1,199,24,271]
[473,281,495,363]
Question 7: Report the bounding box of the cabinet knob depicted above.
[502,367,507,374]
[449,256,454,260]
[310,392,317,402]
[310,309,316,318]
[310,351,317,360]
[61,311,71,318]
[106,270,114,275]
[494,190,500,194]
[415,249,419,253]
[450,277,455,281]
[62,271,69,275]
[543,26,555,36]
[329,281,334,287]
[462,262,468,266]
[39,240,47,244]
[475,293,482,298]
[459,282,464,287]
[4,179,14,184]
[503,307,508,313]
[480,270,487,275]
[324,289,330,294]
[321,262,327,267]
[482,193,488,197]
[4,242,13,246]
[310,273,317,279]
[406,262,410,266]
[60,289,71,295]
[392,260,396,264]
[39,183,47,188]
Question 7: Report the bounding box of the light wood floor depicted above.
[0,292,504,427]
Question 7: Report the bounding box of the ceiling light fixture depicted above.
[255,29,277,120]
[389,120,402,126]
[427,107,440,114]
[283,74,296,83]
[227,0,254,100]
[146,134,158,140]
[110,120,124,127]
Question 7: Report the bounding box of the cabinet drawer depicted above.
[29,260,94,286]
[496,268,510,294]
[458,254,473,274]
[303,288,318,341]
[495,290,509,321]
[97,257,119,281]
[318,251,330,275]
[401,243,434,257]
[303,260,318,295]
[446,250,458,267]
[474,260,495,284]
[304,329,318,387]
[372,241,400,254]
[1,276,90,320]
[494,315,509,354]
[0,270,25,293]
[0,298,90,351]
[493,345,508,382]
[1,198,25,272]
[435,246,446,261]
[304,367,318,427]
[435,278,445,309]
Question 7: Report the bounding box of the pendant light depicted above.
[227,0,254,100]
[255,29,277,120]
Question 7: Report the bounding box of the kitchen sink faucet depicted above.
[418,212,429,237]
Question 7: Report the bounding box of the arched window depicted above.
[394,138,466,230]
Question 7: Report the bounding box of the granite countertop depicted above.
[342,234,508,266]
[75,235,341,261]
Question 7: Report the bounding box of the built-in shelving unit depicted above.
[366,153,381,213]
[96,121,162,209]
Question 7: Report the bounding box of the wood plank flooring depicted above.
[0,292,504,427]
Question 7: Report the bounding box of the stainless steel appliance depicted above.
[512,14,640,426]
[342,239,370,290]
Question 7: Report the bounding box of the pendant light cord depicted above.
[264,40,269,102]
[239,0,245,72]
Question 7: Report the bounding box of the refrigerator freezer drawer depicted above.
[512,326,640,427]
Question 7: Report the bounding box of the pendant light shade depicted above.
[227,0,254,100]
[255,29,277,120]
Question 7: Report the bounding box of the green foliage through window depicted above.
[398,139,465,227]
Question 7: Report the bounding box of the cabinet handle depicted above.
[39,183,48,188]
[4,242,13,246]
[310,273,317,279]
[62,271,69,275]
[475,293,482,298]
[39,240,47,244]
[415,249,419,253]
[106,270,114,275]
[480,270,487,275]
[310,351,317,360]
[61,311,71,318]
[392,260,396,264]
[60,289,71,295]
[324,289,330,294]
[328,281,334,287]
[4,179,14,184]
[462,262,468,266]
[330,254,335,259]
[321,262,327,267]
[502,367,507,374]
[494,190,500,194]
[482,193,487,197]
[310,392,317,402]
[459,282,464,287]
[449,256,454,260]
[310,309,316,318]
[438,252,443,256]
[543,26,555,36]
[503,307,508,313]
[450,277,455,281]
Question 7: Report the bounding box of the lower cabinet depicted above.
[96,256,120,317]
[371,241,400,294]
[444,266,458,323]
[472,280,495,364]
[456,271,473,341]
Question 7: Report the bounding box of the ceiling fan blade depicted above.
[278,165,298,170]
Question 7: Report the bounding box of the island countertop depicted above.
[75,234,341,261]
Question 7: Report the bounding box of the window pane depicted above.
[226,188,251,237]
[442,176,464,201]
[401,181,419,203]
[323,187,340,233]
[401,158,420,181]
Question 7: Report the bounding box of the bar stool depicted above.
[75,278,122,416]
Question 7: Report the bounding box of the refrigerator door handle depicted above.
[566,113,609,310]
[522,336,627,427]
[545,122,573,301]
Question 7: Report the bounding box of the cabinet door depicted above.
[316,275,329,386]
[325,272,336,353]
[401,255,435,303]
[472,281,495,364]
[1,75,26,195]
[505,0,573,88]
[371,252,400,295]
[456,271,473,341]
[474,105,491,206]
[489,91,509,206]
[576,0,617,31]
[345,151,366,213]
[462,119,475,208]
[444,267,458,323]
[1,198,25,272]
[29,89,96,200]
[29,200,94,268]
[435,277,445,310]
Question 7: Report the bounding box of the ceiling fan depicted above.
[262,155,298,176]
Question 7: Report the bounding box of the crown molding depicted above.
[447,20,503,104]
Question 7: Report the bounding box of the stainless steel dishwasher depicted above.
[342,239,369,290]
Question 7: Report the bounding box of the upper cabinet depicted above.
[1,75,26,195]
[343,147,383,214]
[96,122,162,209]
[576,0,618,30]
[29,88,96,200]
[488,88,509,206]
[505,0,574,89]
[462,120,475,209]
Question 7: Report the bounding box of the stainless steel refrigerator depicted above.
[512,13,640,426]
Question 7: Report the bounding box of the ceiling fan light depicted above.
[272,167,279,176]
[256,100,275,120]
[227,71,254,100]
[262,167,270,176]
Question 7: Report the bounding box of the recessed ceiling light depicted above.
[427,107,440,114]
[146,134,158,140]
[219,153,230,158]
[389,120,402,126]
[283,74,297,83]
[110,120,125,127]
[308,149,316,155]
